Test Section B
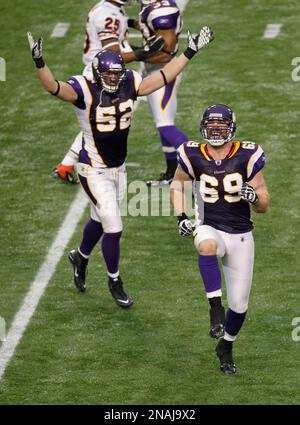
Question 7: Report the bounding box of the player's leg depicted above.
[75,165,132,307]
[193,225,226,339]
[68,211,104,292]
[99,166,133,308]
[146,75,189,187]
[215,231,255,374]
[52,131,82,184]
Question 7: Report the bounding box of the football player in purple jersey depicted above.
[127,0,190,187]
[52,0,165,184]
[170,104,270,373]
[27,27,214,308]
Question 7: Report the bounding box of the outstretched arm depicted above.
[27,32,78,103]
[137,27,214,96]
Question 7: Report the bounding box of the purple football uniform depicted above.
[139,0,182,57]
[67,69,142,168]
[177,141,266,233]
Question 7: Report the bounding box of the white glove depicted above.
[240,182,258,205]
[184,26,214,59]
[27,32,45,68]
[177,214,194,237]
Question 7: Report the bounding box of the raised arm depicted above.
[27,32,78,103]
[137,27,214,97]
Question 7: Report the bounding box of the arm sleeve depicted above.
[177,144,195,179]
[67,77,86,109]
[247,145,266,181]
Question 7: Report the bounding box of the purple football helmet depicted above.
[200,104,236,146]
[92,50,126,93]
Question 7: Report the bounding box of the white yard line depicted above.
[0,0,191,381]
[263,24,282,39]
[51,23,70,38]
[0,191,88,380]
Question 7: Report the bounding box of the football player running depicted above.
[170,104,270,373]
[28,27,214,308]
[52,0,164,184]
[128,0,190,187]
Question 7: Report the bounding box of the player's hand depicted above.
[240,182,259,205]
[144,34,165,54]
[184,26,214,59]
[177,213,194,237]
[27,32,45,68]
[133,34,165,61]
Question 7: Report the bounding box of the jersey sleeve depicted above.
[177,143,196,179]
[246,144,266,181]
[67,76,86,110]
[148,7,179,30]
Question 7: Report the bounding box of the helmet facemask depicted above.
[200,105,236,147]
[201,119,235,147]
[92,52,126,94]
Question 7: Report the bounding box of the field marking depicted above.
[126,162,141,168]
[0,0,190,381]
[51,23,70,38]
[0,191,88,380]
[263,24,282,39]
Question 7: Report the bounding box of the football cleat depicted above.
[215,339,237,374]
[209,305,225,339]
[146,172,174,187]
[51,163,79,184]
[108,276,133,308]
[68,249,88,292]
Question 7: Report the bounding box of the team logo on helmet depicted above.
[200,104,236,147]
[92,50,126,94]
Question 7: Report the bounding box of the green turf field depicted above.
[0,0,300,405]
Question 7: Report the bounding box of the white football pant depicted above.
[77,162,126,233]
[194,225,255,313]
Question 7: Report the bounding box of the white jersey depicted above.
[83,0,128,67]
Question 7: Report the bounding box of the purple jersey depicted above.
[177,141,266,233]
[67,69,142,168]
[139,0,182,56]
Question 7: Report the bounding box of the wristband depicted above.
[177,212,189,223]
[183,48,195,60]
[34,57,45,68]
[127,18,136,29]
[51,80,60,96]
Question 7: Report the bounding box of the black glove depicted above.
[184,26,214,60]
[27,32,45,68]
[177,213,194,237]
[133,35,165,61]
[240,182,259,205]
[127,18,136,29]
